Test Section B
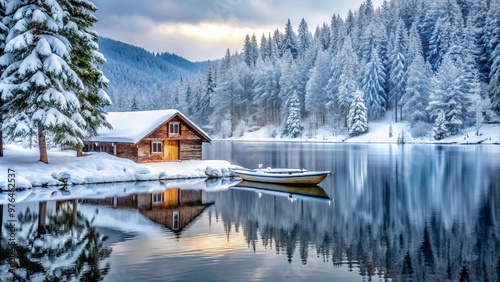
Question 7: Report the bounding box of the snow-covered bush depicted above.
[411,121,433,138]
[433,111,448,140]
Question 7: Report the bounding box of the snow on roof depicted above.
[88,109,210,144]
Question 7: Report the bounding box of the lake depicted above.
[1,141,499,281]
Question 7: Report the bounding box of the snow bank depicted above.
[0,178,239,205]
[229,111,500,144]
[0,145,234,191]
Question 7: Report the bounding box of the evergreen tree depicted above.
[250,33,259,66]
[427,55,471,135]
[347,90,368,136]
[402,53,430,124]
[490,41,500,114]
[488,0,500,113]
[484,0,500,85]
[466,0,489,82]
[433,110,447,140]
[283,90,302,138]
[196,62,215,125]
[60,0,111,156]
[318,23,331,51]
[305,50,329,128]
[282,19,298,59]
[333,36,358,127]
[388,17,409,122]
[279,51,298,121]
[254,58,280,127]
[427,0,464,69]
[259,33,269,61]
[361,46,386,119]
[297,18,310,58]
[1,0,84,163]
[243,33,253,67]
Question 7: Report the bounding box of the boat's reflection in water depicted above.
[229,180,332,204]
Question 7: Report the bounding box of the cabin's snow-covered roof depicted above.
[88,109,210,144]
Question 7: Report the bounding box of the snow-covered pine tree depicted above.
[305,50,330,129]
[388,17,408,122]
[251,33,259,66]
[282,90,302,138]
[243,34,253,67]
[282,19,298,59]
[60,0,111,156]
[347,90,368,136]
[259,33,269,61]
[361,46,386,120]
[297,18,310,58]
[331,35,357,128]
[195,61,215,126]
[427,0,464,70]
[489,0,500,114]
[254,58,280,127]
[1,0,84,163]
[427,55,472,136]
[278,51,298,122]
[490,44,500,114]
[433,110,447,140]
[466,0,489,82]
[402,53,430,125]
[317,23,330,51]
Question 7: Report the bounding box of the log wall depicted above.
[180,140,202,160]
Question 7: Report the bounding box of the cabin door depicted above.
[163,140,179,161]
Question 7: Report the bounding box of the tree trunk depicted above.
[38,121,49,164]
[72,199,78,227]
[394,97,398,123]
[76,146,83,157]
[38,201,47,235]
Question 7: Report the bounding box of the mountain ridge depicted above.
[97,37,213,110]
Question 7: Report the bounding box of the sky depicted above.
[92,0,385,62]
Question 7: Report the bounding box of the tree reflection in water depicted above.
[206,183,499,282]
[0,200,112,281]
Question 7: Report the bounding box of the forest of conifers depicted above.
[110,0,500,139]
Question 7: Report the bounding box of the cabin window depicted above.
[173,210,179,230]
[169,122,180,135]
[152,142,162,153]
[152,193,163,203]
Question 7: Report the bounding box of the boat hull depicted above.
[230,169,331,185]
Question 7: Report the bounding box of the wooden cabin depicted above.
[84,109,211,163]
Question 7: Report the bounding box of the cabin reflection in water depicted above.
[82,188,213,233]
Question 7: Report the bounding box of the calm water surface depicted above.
[1,142,499,281]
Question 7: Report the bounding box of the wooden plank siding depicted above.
[180,140,202,160]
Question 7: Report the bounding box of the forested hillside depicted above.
[143,0,500,139]
[98,37,210,111]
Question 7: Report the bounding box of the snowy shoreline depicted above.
[223,111,500,145]
[0,145,234,191]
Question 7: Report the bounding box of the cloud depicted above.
[91,0,384,61]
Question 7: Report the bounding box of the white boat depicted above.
[230,167,332,185]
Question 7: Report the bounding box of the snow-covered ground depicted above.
[231,111,500,144]
[0,145,234,190]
